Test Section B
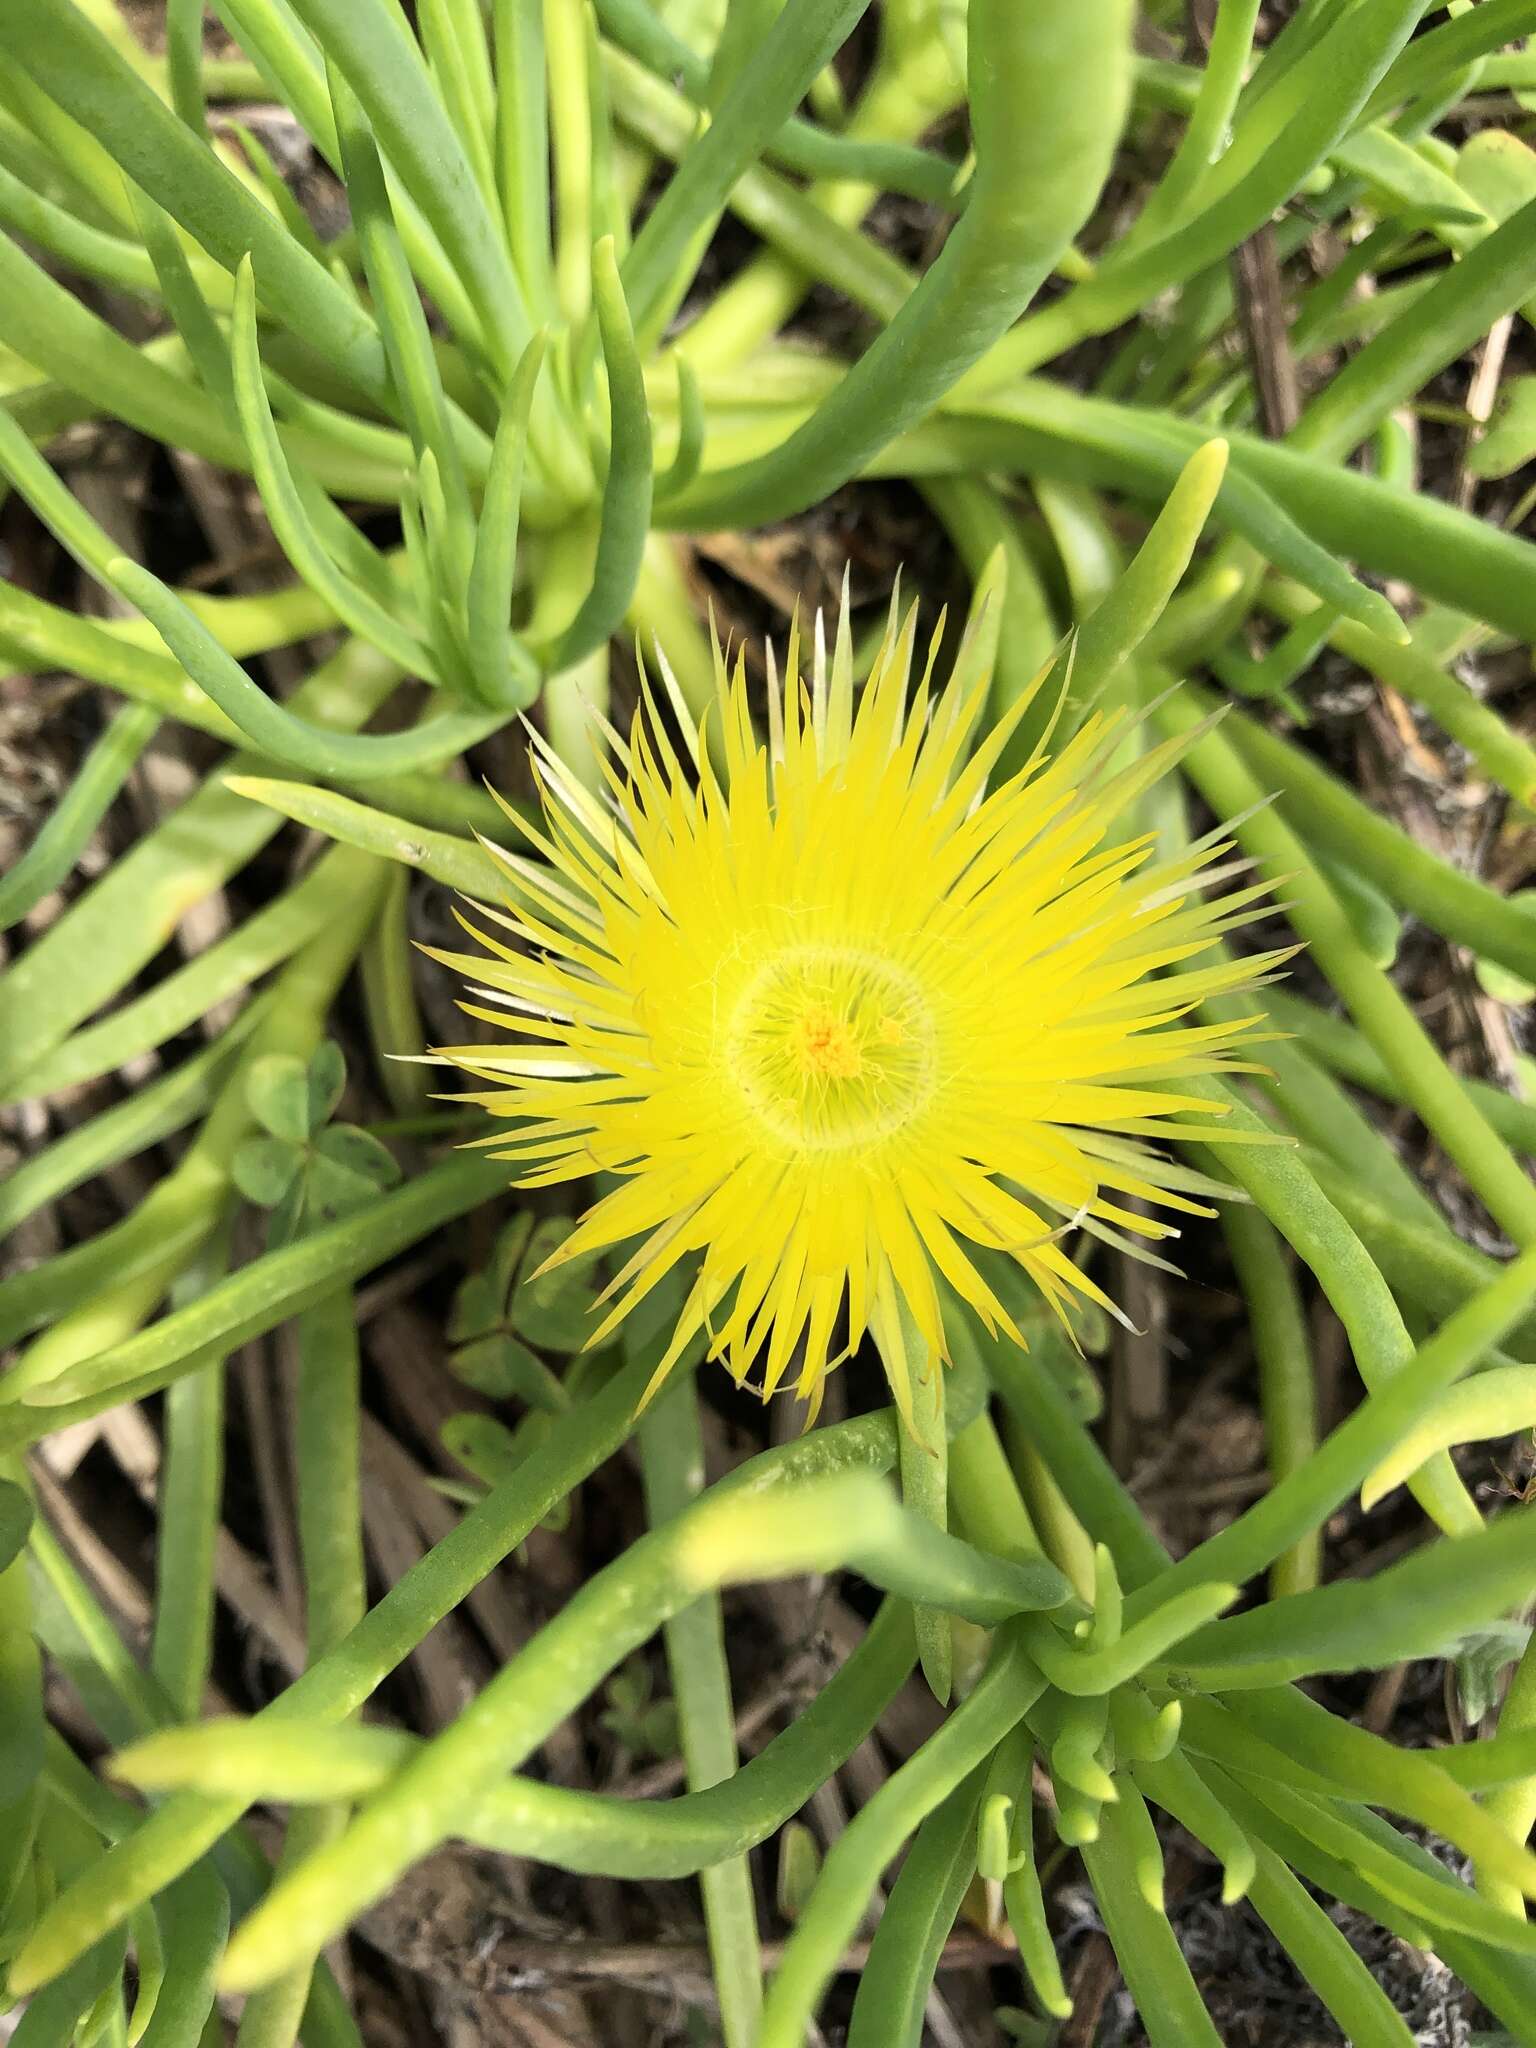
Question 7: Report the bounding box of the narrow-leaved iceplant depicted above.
[4,2,1536,2045]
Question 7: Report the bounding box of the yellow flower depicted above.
[432,606,1280,1421]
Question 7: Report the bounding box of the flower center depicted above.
[726,945,937,1150]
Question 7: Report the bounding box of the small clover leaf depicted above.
[267,1173,309,1252]
[451,1332,562,1407]
[1452,1620,1531,1728]
[446,1214,579,1406]
[246,1053,313,1144]
[230,1135,302,1209]
[306,1039,347,1129]
[599,1659,678,1761]
[441,1412,526,1490]
[0,1478,33,1576]
[440,1409,570,1530]
[234,1043,400,1248]
[448,1270,504,1348]
[510,1215,604,1353]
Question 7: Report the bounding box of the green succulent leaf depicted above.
[11,3,1536,2043]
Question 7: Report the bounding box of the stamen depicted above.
[725,944,937,1150]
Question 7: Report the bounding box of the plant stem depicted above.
[638,1377,763,2048]
[1220,1206,1321,1596]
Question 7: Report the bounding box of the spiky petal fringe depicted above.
[429,603,1283,1421]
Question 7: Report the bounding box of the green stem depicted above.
[113,1601,917,1878]
[493,0,556,316]
[229,1809,350,2048]
[150,1227,234,1722]
[1290,193,1536,464]
[359,867,431,1117]
[1152,687,1536,1252]
[236,1282,369,2048]
[0,0,386,398]
[637,1377,762,2048]
[1266,989,1536,1165]
[547,237,652,667]
[844,1770,983,2048]
[0,870,382,1397]
[1301,1152,1536,1360]
[1484,1636,1536,1916]
[1127,1239,1536,1620]
[544,0,593,322]
[1263,581,1536,808]
[877,1291,952,1704]
[1083,1799,1224,2045]
[1211,685,1536,984]
[1201,986,1445,1233]
[285,0,529,368]
[0,1149,502,1438]
[620,0,872,344]
[970,0,1426,383]
[756,1627,1042,2048]
[609,47,912,332]
[917,475,1059,741]
[1220,1207,1321,1597]
[221,776,512,900]
[165,0,207,133]
[6,1350,664,1997]
[1129,0,1261,244]
[0,703,159,933]
[1245,1842,1418,2047]
[0,577,329,746]
[662,15,959,371]
[947,1411,1043,1564]
[0,1019,255,1243]
[626,532,718,723]
[0,402,497,782]
[17,1394,985,1992]
[0,636,397,1098]
[295,1289,366,1662]
[980,1323,1170,1590]
[1175,1081,1478,1540]
[216,1462,1064,1989]
[664,0,1133,527]
[7,845,374,1108]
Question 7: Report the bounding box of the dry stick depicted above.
[1231,220,1301,438]
[1110,1200,1170,1474]
[356,1919,1014,2003]
[358,1446,489,1732]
